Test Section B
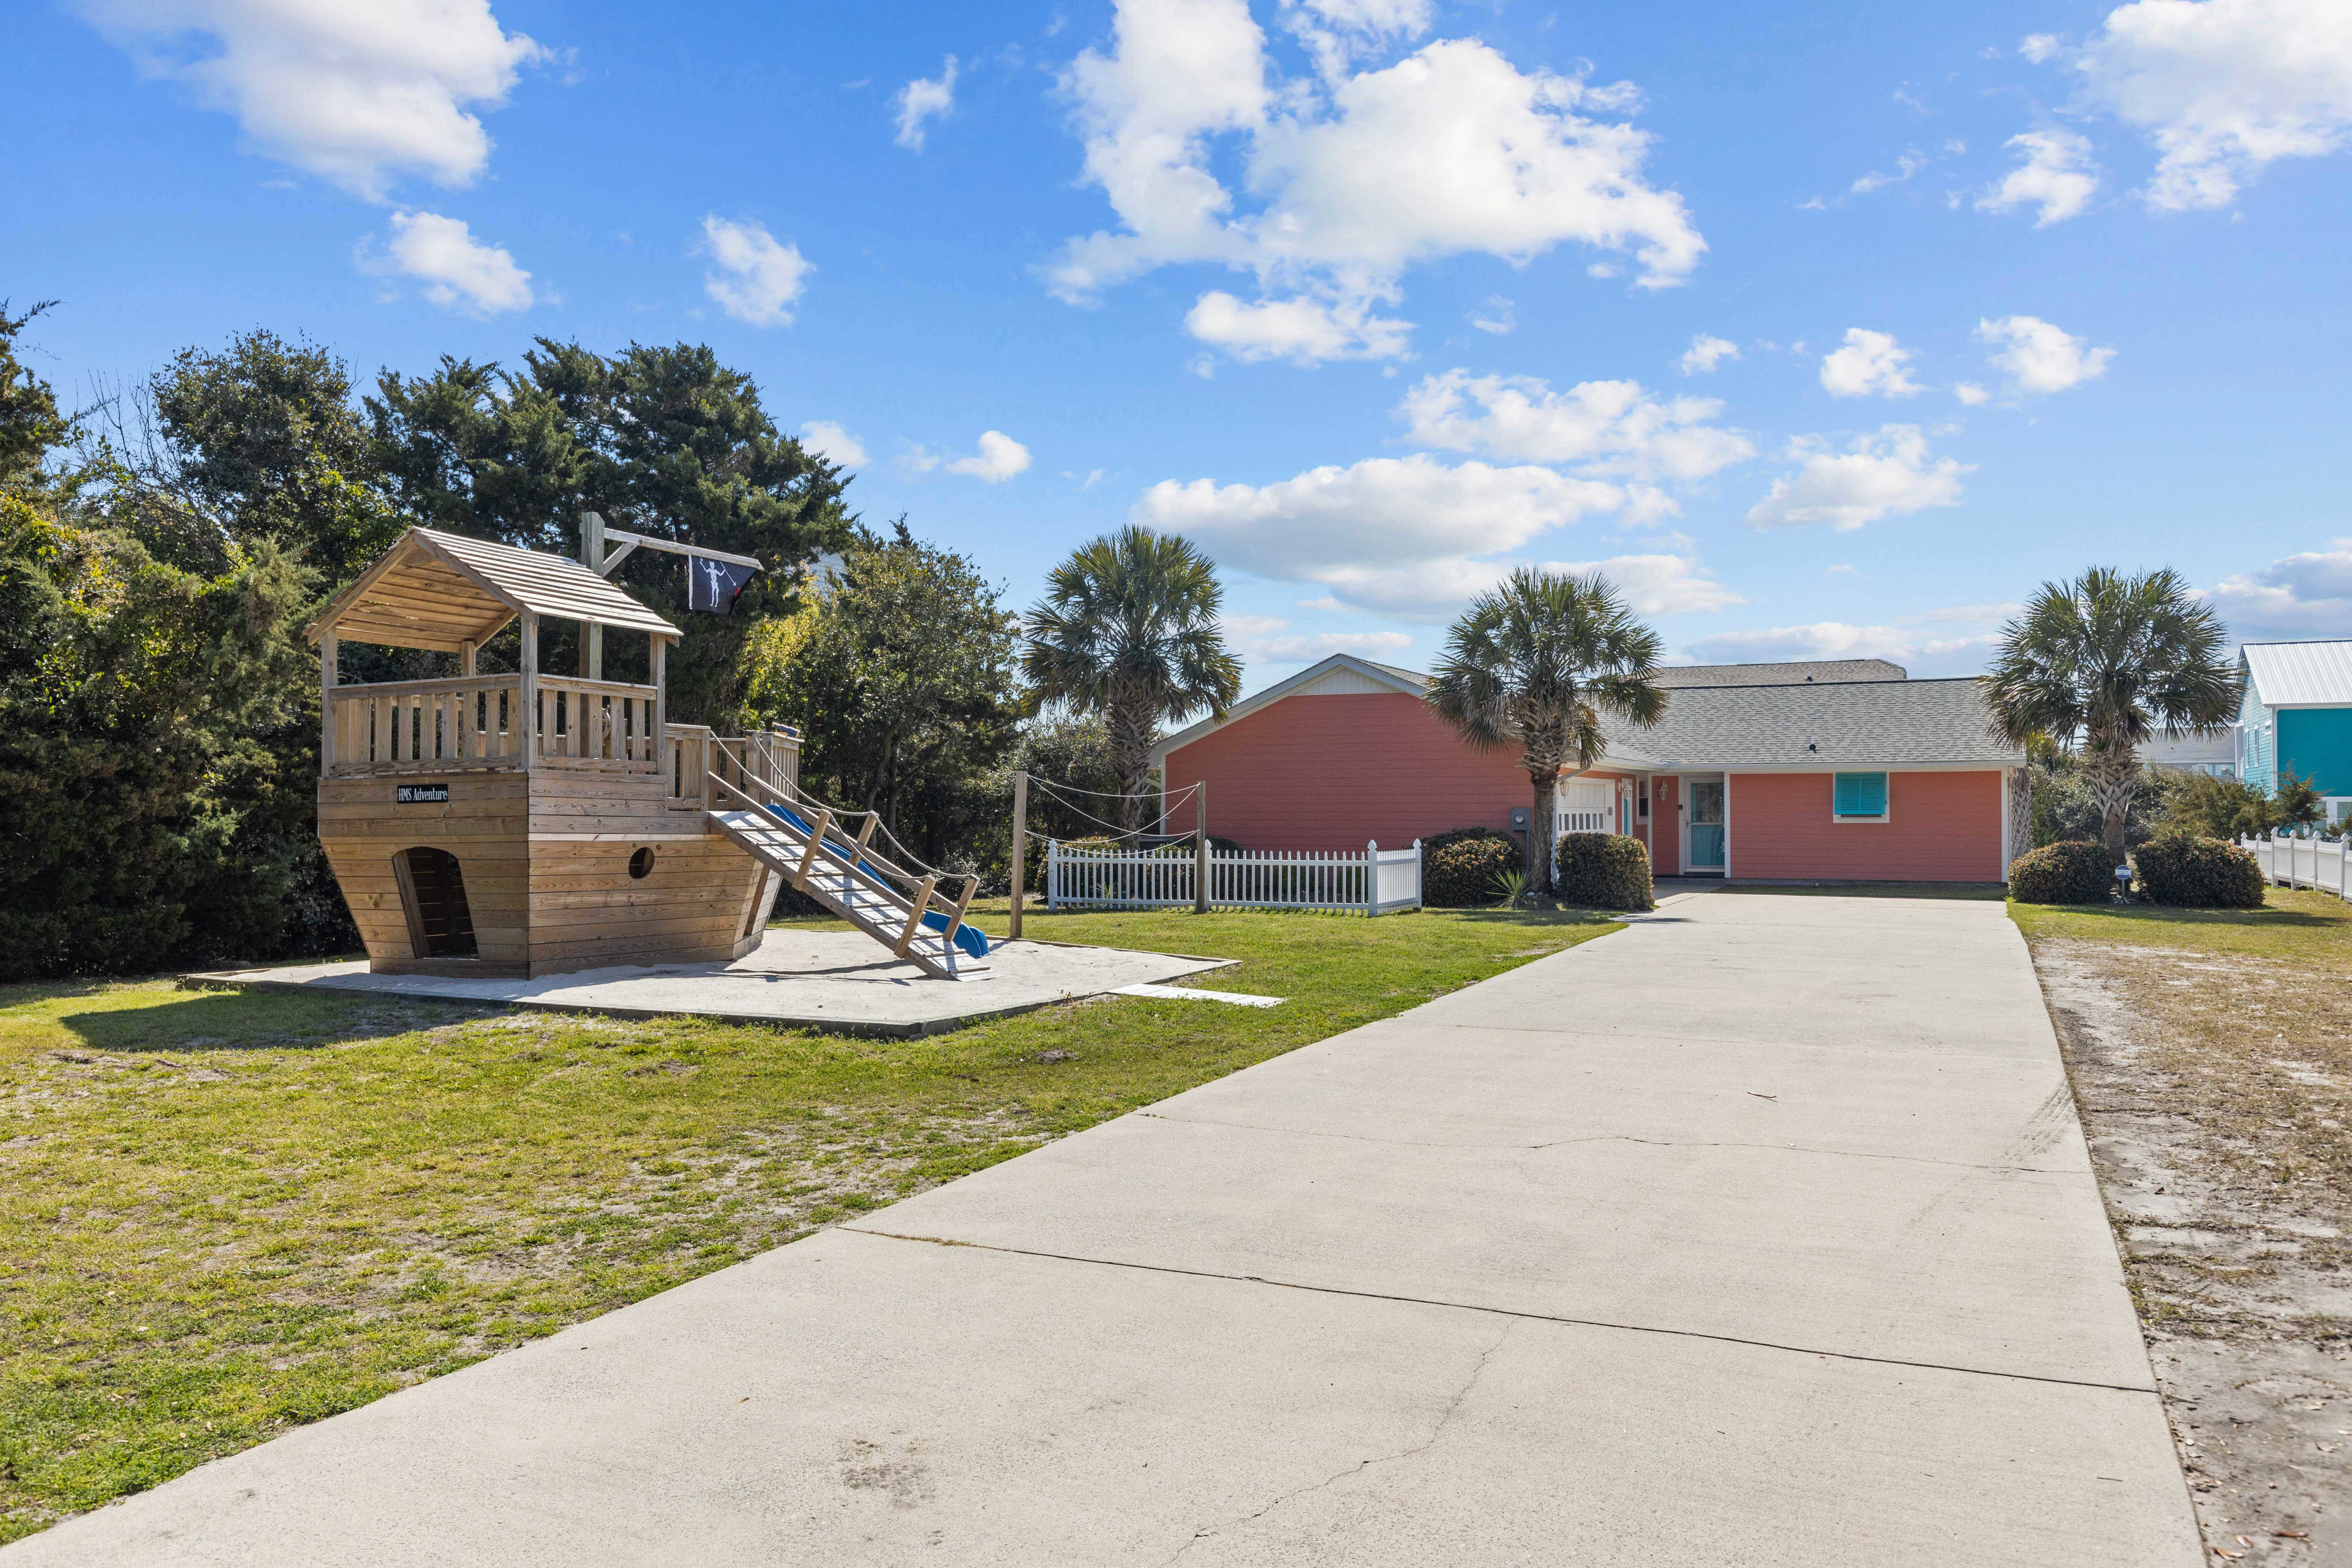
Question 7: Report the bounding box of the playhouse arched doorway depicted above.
[394,846,479,959]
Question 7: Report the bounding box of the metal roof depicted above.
[2241,641,2352,707]
[1600,677,2018,769]
[307,527,682,651]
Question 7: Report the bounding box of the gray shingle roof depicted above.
[1602,677,2019,769]
[1650,658,1907,688]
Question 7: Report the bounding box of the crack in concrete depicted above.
[1132,1111,2076,1175]
[843,1227,2161,1396]
[1161,1321,1515,1564]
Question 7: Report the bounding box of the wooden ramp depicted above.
[706,808,989,981]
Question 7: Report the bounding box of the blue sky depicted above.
[8,0,2351,689]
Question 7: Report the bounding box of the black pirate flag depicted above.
[688,555,758,613]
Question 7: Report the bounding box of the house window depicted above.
[1832,772,1890,822]
[1637,780,1649,820]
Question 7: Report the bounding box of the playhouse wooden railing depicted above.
[325,673,663,777]
[328,674,525,774]
[533,675,660,772]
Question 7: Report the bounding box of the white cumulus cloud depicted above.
[1537,552,1743,616]
[2204,538,2352,639]
[374,210,533,314]
[799,421,867,468]
[1052,0,1703,364]
[1681,616,2007,676]
[1819,328,1923,399]
[1185,290,1412,362]
[2046,0,2352,211]
[911,431,1032,482]
[1223,612,1414,665]
[1396,369,1756,483]
[81,0,545,201]
[894,55,957,150]
[699,216,812,326]
[1282,0,1435,80]
[1469,296,1515,335]
[1136,452,1627,615]
[1977,314,2116,393]
[1746,426,1972,531]
[1976,129,2102,225]
[1678,333,1740,375]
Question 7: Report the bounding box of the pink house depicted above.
[1151,654,2028,884]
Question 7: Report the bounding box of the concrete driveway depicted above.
[9,890,2201,1566]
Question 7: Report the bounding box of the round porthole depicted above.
[628,847,655,880]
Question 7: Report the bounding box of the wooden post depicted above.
[1194,779,1209,914]
[1009,771,1027,940]
[460,639,477,676]
[896,875,938,959]
[519,612,540,771]
[318,627,338,777]
[579,514,605,682]
[650,634,668,782]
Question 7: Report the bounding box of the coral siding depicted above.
[1729,771,2003,882]
[1164,692,1546,851]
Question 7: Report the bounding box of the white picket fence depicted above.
[1046,840,1423,915]
[2238,833,2352,900]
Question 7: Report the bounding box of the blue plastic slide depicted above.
[757,801,989,959]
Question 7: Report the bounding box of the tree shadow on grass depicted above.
[2024,902,2344,930]
[54,990,496,1055]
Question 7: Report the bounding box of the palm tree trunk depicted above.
[2083,744,2137,862]
[1108,696,1155,843]
[1528,769,1558,895]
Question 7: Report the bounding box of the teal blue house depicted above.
[2238,641,2352,812]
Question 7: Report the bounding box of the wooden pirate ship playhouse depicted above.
[309,526,987,980]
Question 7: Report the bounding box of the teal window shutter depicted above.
[1833,772,1888,818]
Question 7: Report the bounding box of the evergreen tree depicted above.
[370,340,852,726]
[741,521,1020,863]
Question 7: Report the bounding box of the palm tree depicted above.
[1985,567,2238,863]
[1022,525,1244,836]
[1427,567,1665,895]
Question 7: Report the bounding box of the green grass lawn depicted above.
[2008,884,2352,961]
[0,904,1616,1544]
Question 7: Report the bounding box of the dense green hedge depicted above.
[1425,834,1520,907]
[1555,832,1654,911]
[2133,834,2264,908]
[2008,839,2118,905]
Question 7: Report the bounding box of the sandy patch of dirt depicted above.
[2032,938,2350,1564]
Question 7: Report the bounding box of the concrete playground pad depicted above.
[20,891,2203,1566]
[182,929,1234,1036]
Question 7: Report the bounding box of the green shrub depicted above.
[1555,832,1654,911]
[2008,839,2119,904]
[2133,834,2264,908]
[1425,835,1521,907]
[1425,824,1515,853]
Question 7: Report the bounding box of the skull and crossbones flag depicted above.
[688,556,758,613]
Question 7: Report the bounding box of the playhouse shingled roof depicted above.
[307,527,682,652]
